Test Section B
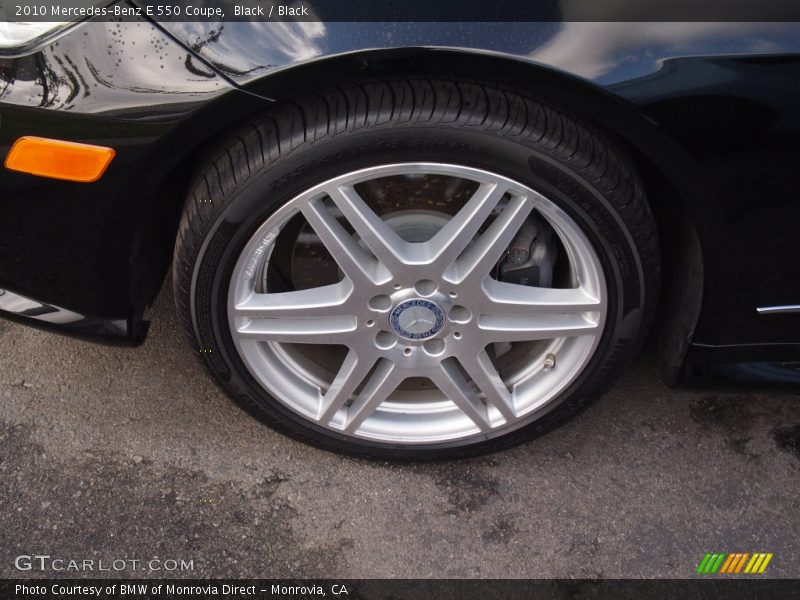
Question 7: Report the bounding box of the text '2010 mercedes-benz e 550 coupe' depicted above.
[1,4,799,459]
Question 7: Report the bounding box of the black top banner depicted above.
[2,0,800,22]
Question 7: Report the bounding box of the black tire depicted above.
[173,78,660,460]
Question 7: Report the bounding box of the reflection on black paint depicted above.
[0,20,225,115]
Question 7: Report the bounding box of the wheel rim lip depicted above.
[227,162,607,445]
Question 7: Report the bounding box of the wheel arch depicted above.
[145,47,712,381]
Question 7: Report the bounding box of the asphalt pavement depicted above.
[1,281,799,579]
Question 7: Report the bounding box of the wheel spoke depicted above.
[430,359,493,432]
[444,193,534,284]
[477,313,600,342]
[427,181,508,271]
[480,279,602,316]
[341,358,402,434]
[327,184,408,275]
[317,350,376,424]
[233,282,352,318]
[456,350,516,422]
[301,196,391,285]
[234,314,357,344]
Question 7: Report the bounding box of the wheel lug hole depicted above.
[453,331,463,340]
[423,339,445,356]
[366,319,375,327]
[375,331,396,349]
[368,294,392,311]
[448,291,458,299]
[392,283,402,290]
[449,305,472,324]
[414,279,438,296]
[403,347,413,356]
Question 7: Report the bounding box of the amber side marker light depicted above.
[4,136,115,183]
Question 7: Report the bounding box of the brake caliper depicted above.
[499,216,558,287]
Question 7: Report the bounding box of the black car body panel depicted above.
[1,14,799,381]
[0,19,265,337]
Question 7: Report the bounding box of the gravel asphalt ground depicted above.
[2,281,799,579]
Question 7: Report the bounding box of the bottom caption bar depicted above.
[3,579,800,600]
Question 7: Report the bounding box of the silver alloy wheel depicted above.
[228,163,607,444]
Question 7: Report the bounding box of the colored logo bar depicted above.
[696,553,773,574]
